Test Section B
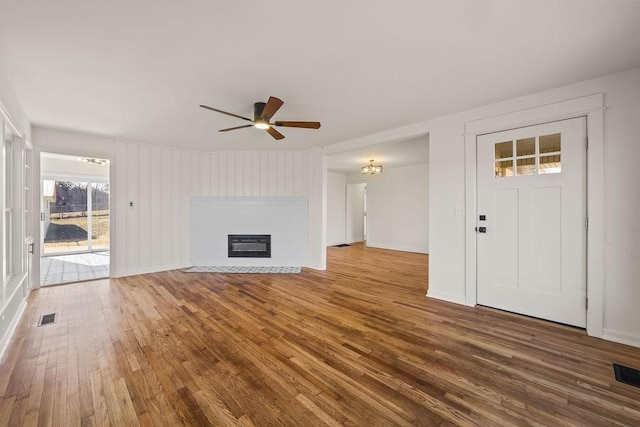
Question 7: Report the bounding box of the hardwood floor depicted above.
[1,244,640,426]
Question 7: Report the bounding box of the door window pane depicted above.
[495,141,513,159]
[539,155,561,174]
[516,158,537,176]
[540,133,561,154]
[495,160,514,177]
[516,137,535,157]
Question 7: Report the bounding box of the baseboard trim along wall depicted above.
[111,263,191,279]
[426,289,468,306]
[603,329,640,349]
[0,298,27,362]
[366,242,428,254]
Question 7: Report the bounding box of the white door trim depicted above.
[463,93,605,338]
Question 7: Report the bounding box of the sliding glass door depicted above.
[90,182,110,251]
[42,178,109,255]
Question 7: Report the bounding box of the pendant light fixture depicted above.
[361,159,383,175]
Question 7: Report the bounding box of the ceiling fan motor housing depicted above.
[254,102,267,120]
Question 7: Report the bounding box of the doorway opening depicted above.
[40,152,110,285]
[346,182,367,244]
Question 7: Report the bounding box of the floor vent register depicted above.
[613,363,640,388]
[38,313,56,326]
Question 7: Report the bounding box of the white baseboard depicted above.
[602,328,640,349]
[366,242,428,254]
[0,298,27,362]
[426,289,469,306]
[305,261,326,271]
[346,239,365,244]
[112,263,190,278]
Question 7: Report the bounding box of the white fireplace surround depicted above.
[190,197,308,267]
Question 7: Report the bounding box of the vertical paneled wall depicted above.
[111,142,324,277]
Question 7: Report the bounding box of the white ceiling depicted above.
[1,1,640,152]
[327,135,428,174]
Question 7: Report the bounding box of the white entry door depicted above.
[476,117,587,327]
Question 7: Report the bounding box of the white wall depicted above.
[32,127,326,279]
[349,164,429,253]
[326,171,347,246]
[326,67,640,348]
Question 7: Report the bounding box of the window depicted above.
[2,117,25,286]
[4,132,13,278]
[494,133,562,177]
[1,109,29,297]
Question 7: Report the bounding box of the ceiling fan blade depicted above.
[200,104,252,122]
[259,96,284,120]
[265,127,285,140]
[219,124,254,132]
[274,121,321,129]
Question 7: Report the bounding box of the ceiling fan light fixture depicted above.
[78,157,108,165]
[362,159,383,175]
[200,96,320,140]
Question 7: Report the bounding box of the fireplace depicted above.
[228,234,271,258]
[190,198,307,267]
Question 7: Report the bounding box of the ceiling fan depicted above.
[199,96,321,140]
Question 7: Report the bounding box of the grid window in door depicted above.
[494,133,562,177]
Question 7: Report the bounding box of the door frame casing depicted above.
[463,94,604,338]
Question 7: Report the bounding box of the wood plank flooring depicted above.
[1,243,640,426]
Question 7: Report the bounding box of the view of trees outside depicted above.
[91,182,110,250]
[43,180,110,254]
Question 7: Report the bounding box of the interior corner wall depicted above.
[348,163,429,253]
[326,171,347,246]
[32,127,326,278]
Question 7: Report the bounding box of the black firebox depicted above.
[228,234,271,258]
